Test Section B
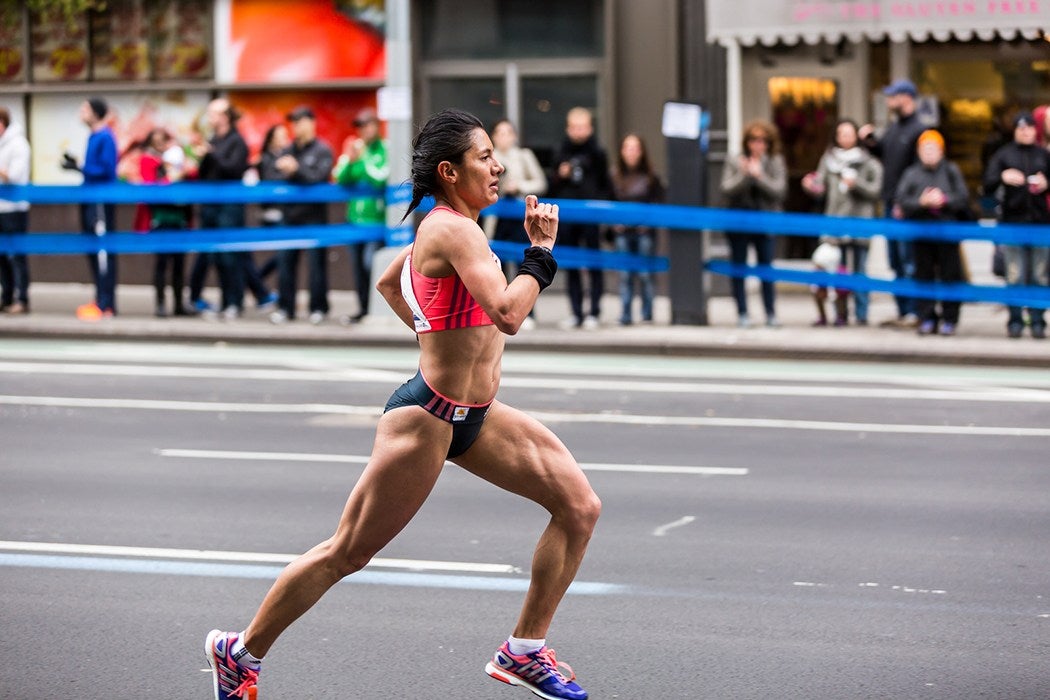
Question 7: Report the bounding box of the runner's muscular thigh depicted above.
[453,402,590,511]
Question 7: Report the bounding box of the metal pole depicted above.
[368,0,413,321]
[385,0,412,239]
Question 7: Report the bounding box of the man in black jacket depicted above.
[983,112,1050,338]
[189,98,250,318]
[270,106,334,325]
[860,79,928,327]
[550,107,612,330]
[894,130,970,337]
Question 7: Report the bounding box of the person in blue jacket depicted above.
[62,97,118,318]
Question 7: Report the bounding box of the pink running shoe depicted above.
[205,630,259,700]
[485,641,588,700]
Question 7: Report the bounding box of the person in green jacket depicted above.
[334,107,388,323]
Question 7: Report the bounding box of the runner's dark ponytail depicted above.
[400,109,484,223]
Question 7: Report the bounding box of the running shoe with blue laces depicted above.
[485,641,588,700]
[205,630,259,700]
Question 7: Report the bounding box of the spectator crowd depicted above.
[1,83,1048,340]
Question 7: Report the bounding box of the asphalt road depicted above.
[1,339,1048,700]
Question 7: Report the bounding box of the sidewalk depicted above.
[0,282,1047,367]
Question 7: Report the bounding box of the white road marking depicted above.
[155,448,748,477]
[0,395,379,415]
[157,448,371,464]
[529,410,1050,437]
[1,360,1049,403]
[0,540,519,575]
[4,394,1048,436]
[653,516,696,537]
[0,542,626,595]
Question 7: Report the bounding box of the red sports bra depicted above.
[400,206,499,334]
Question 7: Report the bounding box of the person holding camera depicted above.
[550,107,612,330]
[983,112,1050,339]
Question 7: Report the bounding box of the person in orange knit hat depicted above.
[894,129,971,336]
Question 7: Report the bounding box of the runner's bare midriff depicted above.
[417,325,505,405]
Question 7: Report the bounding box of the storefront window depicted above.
[91,0,149,81]
[150,0,213,80]
[420,0,603,60]
[0,7,27,83]
[521,76,599,167]
[30,11,90,82]
[913,38,1050,190]
[429,77,506,132]
[18,0,213,84]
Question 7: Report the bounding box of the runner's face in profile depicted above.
[452,128,505,208]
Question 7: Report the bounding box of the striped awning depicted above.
[707,0,1050,46]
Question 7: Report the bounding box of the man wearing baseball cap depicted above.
[982,111,1050,339]
[333,106,388,324]
[270,104,334,325]
[859,78,928,328]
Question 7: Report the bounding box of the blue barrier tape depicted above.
[0,182,401,205]
[0,183,1044,245]
[482,197,1050,246]
[0,224,667,273]
[706,261,1050,310]
[0,223,386,255]
[488,240,668,273]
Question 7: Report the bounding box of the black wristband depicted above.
[516,245,558,291]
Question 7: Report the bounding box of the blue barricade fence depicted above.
[483,197,1049,246]
[706,261,1050,310]
[0,183,1045,307]
[0,224,387,255]
[0,182,411,206]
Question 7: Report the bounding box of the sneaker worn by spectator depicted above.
[581,315,600,330]
[1032,325,1047,340]
[918,319,936,335]
[939,322,956,336]
[1007,323,1024,339]
[256,291,278,312]
[309,311,325,325]
[75,302,112,321]
[269,309,289,325]
[558,316,582,330]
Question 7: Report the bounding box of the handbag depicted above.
[992,245,1005,278]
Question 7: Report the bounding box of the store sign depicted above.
[708,0,1050,45]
